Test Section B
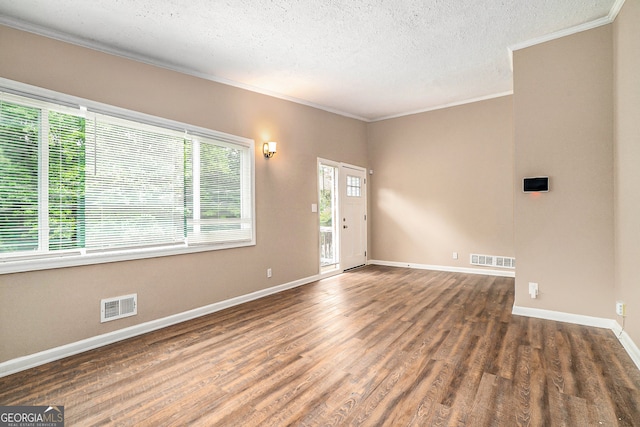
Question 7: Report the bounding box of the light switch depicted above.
[311,203,318,213]
[529,282,538,299]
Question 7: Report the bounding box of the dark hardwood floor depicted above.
[1,266,639,426]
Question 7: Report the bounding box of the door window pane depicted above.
[346,175,361,197]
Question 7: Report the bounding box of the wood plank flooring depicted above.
[1,266,639,426]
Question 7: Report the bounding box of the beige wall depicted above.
[3,8,639,366]
[614,0,640,345]
[367,96,514,268]
[513,25,615,317]
[0,25,368,362]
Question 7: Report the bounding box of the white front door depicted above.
[340,164,367,270]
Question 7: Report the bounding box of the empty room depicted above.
[0,0,639,425]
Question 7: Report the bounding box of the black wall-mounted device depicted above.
[523,176,549,192]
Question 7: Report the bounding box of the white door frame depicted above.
[317,159,368,273]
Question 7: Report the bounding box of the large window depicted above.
[0,86,254,273]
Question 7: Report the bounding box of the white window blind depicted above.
[0,86,255,272]
[0,92,87,254]
[84,113,186,250]
[0,94,41,253]
[185,138,253,245]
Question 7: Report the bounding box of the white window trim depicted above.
[0,78,256,275]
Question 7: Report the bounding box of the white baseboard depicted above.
[0,272,327,378]
[6,268,637,378]
[511,305,617,329]
[617,328,640,370]
[512,305,640,370]
[368,259,516,278]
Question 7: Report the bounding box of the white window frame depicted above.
[0,78,256,274]
[317,158,341,274]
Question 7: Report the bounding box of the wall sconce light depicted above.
[263,141,277,158]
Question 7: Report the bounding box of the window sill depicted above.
[0,240,256,275]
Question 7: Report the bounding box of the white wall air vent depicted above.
[101,294,137,323]
[470,254,515,269]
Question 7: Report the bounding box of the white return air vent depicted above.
[470,254,515,269]
[101,294,137,323]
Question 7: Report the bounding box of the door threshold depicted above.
[343,264,366,272]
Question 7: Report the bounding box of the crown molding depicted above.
[0,17,369,122]
[509,16,611,53]
[509,0,626,53]
[370,91,513,122]
[607,0,627,22]
[2,0,627,123]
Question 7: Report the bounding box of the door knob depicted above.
[343,225,348,229]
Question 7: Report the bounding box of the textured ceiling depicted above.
[0,0,617,121]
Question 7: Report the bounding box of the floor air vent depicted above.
[470,254,515,269]
[101,294,137,323]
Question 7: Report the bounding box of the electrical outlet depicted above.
[452,252,458,260]
[267,268,272,278]
[616,301,626,316]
